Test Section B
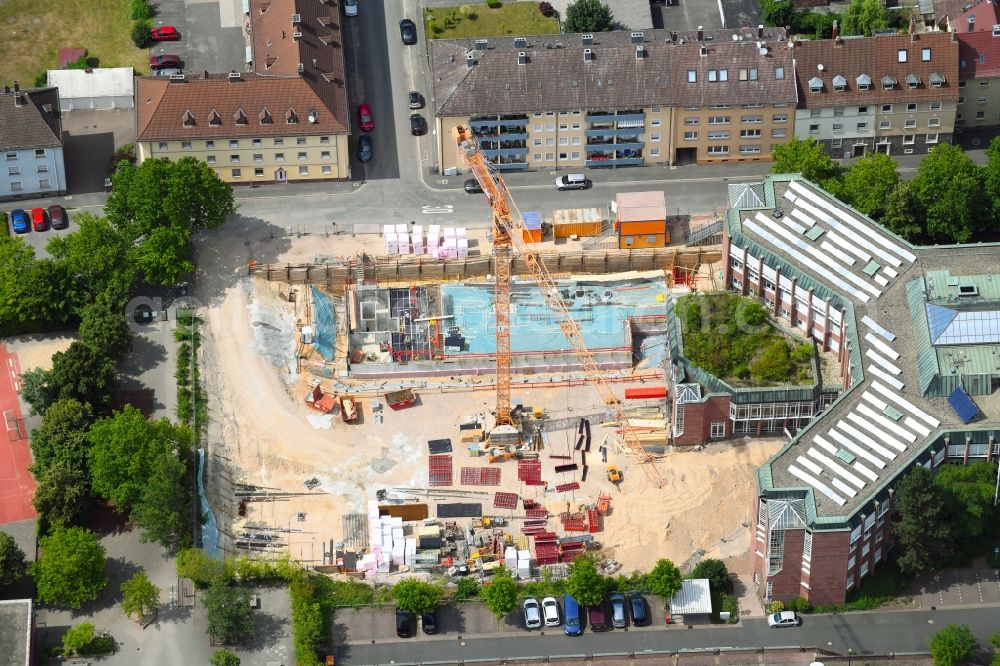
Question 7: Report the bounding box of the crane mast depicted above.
[452,126,665,487]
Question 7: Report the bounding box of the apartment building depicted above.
[793,31,959,157]
[0,85,66,201]
[431,27,796,173]
[136,0,349,183]
[957,30,1000,130]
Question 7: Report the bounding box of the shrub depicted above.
[791,343,814,364]
[62,623,95,656]
[130,0,152,21]
[455,577,479,600]
[34,71,48,88]
[789,597,811,613]
[929,624,977,666]
[176,547,226,588]
[487,0,502,7]
[131,21,151,48]
[690,559,730,593]
[767,600,785,614]
[110,144,136,170]
[719,593,739,623]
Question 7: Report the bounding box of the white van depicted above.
[555,173,588,190]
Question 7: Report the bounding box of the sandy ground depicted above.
[6,333,76,371]
[195,226,769,574]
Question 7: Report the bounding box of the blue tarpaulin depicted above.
[947,385,979,424]
[311,286,335,361]
[522,210,542,230]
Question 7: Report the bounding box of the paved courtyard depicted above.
[150,0,247,75]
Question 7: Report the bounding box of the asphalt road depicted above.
[336,606,996,665]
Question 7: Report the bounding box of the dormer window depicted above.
[286,108,299,124]
[182,110,196,127]
[906,73,920,89]
[856,73,871,91]
[209,110,222,126]
[881,74,897,91]
[259,108,273,125]
[234,109,248,125]
[808,76,823,93]
[832,75,847,92]
[929,72,945,88]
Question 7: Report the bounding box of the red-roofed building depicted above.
[956,30,1000,130]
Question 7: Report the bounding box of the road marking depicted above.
[976,572,984,602]
[421,205,453,214]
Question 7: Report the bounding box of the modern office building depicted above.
[0,85,66,201]
[136,0,350,183]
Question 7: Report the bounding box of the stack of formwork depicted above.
[428,455,453,487]
[532,531,559,565]
[517,460,544,486]
[560,540,586,562]
[461,467,501,486]
[493,492,519,509]
[560,511,588,532]
[587,507,601,533]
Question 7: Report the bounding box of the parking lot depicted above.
[910,566,1000,608]
[149,0,246,75]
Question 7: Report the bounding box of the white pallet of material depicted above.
[788,464,846,506]
[382,224,394,236]
[864,333,900,360]
[829,425,887,467]
[845,413,905,455]
[412,224,423,239]
[808,448,865,488]
[392,527,405,540]
[867,365,904,390]
[865,349,901,375]
[744,217,871,303]
[870,381,940,427]
[457,227,467,238]
[443,227,456,238]
[856,403,918,443]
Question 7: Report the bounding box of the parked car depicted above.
[408,91,424,109]
[343,0,358,16]
[150,54,182,69]
[357,134,372,162]
[522,598,541,629]
[399,18,417,45]
[563,594,582,636]
[31,207,47,232]
[767,610,802,628]
[628,591,648,626]
[10,209,28,234]
[555,173,589,190]
[542,596,561,627]
[48,204,68,230]
[150,26,180,41]
[463,179,483,194]
[609,593,627,628]
[156,68,184,77]
[421,609,438,635]
[409,113,426,136]
[588,601,609,632]
[358,103,374,132]
[395,608,415,638]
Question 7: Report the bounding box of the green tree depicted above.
[32,461,91,526]
[841,0,888,36]
[203,580,255,645]
[929,624,977,666]
[0,238,79,335]
[762,0,795,27]
[32,526,108,608]
[455,577,479,600]
[393,579,444,616]
[20,367,55,416]
[105,158,236,285]
[131,20,150,48]
[211,650,241,666]
[892,465,953,577]
[771,138,843,188]
[983,136,1000,224]
[176,547,226,588]
[130,448,191,550]
[480,567,519,619]
[121,570,161,620]
[881,181,923,240]
[933,461,996,546]
[62,622,95,656]
[750,339,792,383]
[47,342,118,413]
[565,555,606,607]
[563,0,613,32]
[78,291,133,360]
[839,152,899,218]
[0,532,27,586]
[47,213,135,305]
[30,399,95,474]
[909,143,987,243]
[647,558,682,600]
[690,559,730,593]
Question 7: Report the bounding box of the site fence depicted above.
[248,246,722,291]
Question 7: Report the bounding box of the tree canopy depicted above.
[0,532,27,586]
[46,342,118,413]
[121,570,161,620]
[392,579,444,616]
[480,567,519,619]
[565,555,606,607]
[841,0,888,36]
[762,0,795,28]
[32,461,91,526]
[690,559,731,593]
[771,137,843,187]
[203,580,255,645]
[46,212,134,305]
[32,526,108,608]
[933,461,997,548]
[30,399,95,475]
[211,650,241,666]
[929,624,977,666]
[563,0,613,32]
[892,465,953,577]
[837,152,899,218]
[907,143,987,244]
[647,558,683,600]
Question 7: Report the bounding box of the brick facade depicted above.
[674,394,731,446]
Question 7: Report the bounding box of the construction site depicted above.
[195,128,784,589]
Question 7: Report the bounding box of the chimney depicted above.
[757,24,764,39]
[13,80,19,93]
[517,51,527,66]
[832,19,839,40]
[671,30,678,43]
[700,45,708,57]
[14,93,23,107]
[583,48,594,62]
[2,84,8,94]
[910,16,917,34]
[697,26,704,41]
[466,51,475,68]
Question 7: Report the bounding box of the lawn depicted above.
[0,0,147,87]
[675,292,816,386]
[423,2,560,39]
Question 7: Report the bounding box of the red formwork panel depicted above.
[493,492,519,509]
[555,482,580,493]
[428,454,453,487]
[625,386,668,399]
[587,507,600,533]
[525,508,549,519]
[460,467,501,486]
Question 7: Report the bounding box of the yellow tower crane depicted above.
[452,125,665,488]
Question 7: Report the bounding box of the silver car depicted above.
[767,610,802,628]
[155,68,183,77]
[344,0,358,16]
[523,598,542,629]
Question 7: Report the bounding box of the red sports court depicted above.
[0,345,36,523]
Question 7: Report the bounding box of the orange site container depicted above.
[552,207,603,238]
[619,220,667,235]
[619,233,667,249]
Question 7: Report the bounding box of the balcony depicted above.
[613,141,644,150]
[498,116,528,127]
[497,131,528,141]
[586,112,617,123]
[469,118,502,129]
[585,141,614,149]
[585,127,643,138]
[585,157,644,167]
[483,147,528,159]
[494,161,528,171]
[616,113,646,126]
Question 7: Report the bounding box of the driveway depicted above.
[149,0,246,75]
[659,0,725,32]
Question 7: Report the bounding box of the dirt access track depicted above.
[194,221,780,575]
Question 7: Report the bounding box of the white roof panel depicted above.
[47,67,135,98]
[870,381,941,427]
[866,349,902,375]
[864,333,900,360]
[827,231,872,262]
[867,364,904,390]
[670,579,714,615]
[828,426,886,468]
[862,315,896,341]
[789,465,847,505]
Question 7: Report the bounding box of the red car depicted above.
[358,103,374,132]
[31,207,47,232]
[150,26,180,41]
[150,54,182,69]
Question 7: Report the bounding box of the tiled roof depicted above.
[0,87,62,151]
[136,73,346,140]
[952,0,1000,31]
[957,30,1000,78]
[138,0,348,141]
[793,32,959,108]
[431,28,795,117]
